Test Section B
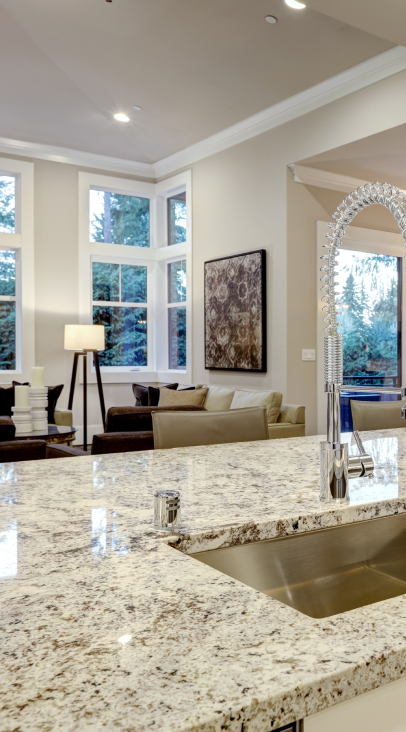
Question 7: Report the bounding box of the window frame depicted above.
[0,158,34,380]
[0,247,21,372]
[79,170,192,384]
[91,254,153,373]
[89,185,154,250]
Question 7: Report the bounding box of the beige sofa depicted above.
[53,390,305,441]
[196,385,305,440]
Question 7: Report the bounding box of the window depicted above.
[337,250,401,387]
[92,261,148,367]
[167,260,186,369]
[79,170,191,383]
[90,189,150,247]
[0,176,16,233]
[0,250,18,370]
[167,192,186,246]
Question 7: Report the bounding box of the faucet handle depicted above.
[352,430,374,478]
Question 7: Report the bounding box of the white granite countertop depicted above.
[1,429,406,731]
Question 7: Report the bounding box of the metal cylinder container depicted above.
[154,490,181,530]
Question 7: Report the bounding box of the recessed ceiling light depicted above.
[265,15,277,23]
[285,0,306,8]
[133,105,142,111]
[114,113,130,122]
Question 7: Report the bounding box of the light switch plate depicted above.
[302,349,316,361]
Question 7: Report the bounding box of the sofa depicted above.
[89,386,305,456]
[194,385,305,439]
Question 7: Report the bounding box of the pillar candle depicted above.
[15,386,29,407]
[31,367,44,388]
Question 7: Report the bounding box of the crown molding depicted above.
[154,46,406,178]
[291,163,406,196]
[0,136,155,179]
[0,46,405,180]
[291,164,368,193]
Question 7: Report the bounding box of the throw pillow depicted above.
[46,385,64,424]
[0,383,25,417]
[148,383,178,407]
[132,383,149,407]
[158,386,208,407]
[204,385,235,412]
[230,389,282,424]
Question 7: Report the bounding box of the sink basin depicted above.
[190,514,406,618]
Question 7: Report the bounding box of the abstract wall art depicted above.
[204,249,266,372]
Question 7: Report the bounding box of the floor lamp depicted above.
[65,325,106,451]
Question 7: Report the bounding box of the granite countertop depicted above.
[1,429,406,731]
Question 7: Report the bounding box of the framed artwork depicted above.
[204,249,266,372]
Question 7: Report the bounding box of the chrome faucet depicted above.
[320,182,406,502]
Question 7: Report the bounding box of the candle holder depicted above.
[29,387,48,431]
[11,406,33,434]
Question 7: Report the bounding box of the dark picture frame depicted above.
[204,249,267,372]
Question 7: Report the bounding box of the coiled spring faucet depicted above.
[320,182,406,501]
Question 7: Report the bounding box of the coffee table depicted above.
[14,425,78,446]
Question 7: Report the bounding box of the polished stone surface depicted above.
[1,429,406,731]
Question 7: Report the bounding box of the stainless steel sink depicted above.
[190,514,406,618]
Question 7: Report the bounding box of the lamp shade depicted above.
[64,324,105,351]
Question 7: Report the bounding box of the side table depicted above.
[13,425,78,446]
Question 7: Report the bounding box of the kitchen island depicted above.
[1,429,406,731]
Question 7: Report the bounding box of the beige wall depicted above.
[185,68,406,435]
[4,66,406,440]
[9,156,140,436]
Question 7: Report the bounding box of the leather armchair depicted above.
[351,399,406,431]
[152,407,269,449]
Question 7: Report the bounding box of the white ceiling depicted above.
[0,0,394,164]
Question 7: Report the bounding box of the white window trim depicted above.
[0,158,34,382]
[78,170,192,384]
[316,221,405,435]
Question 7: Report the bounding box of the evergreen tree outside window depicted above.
[336,250,401,386]
[89,189,150,247]
[92,261,148,367]
[0,176,16,233]
[0,250,17,370]
[167,192,186,246]
[167,260,186,369]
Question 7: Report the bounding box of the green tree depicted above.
[92,262,148,367]
[0,250,16,370]
[0,178,15,233]
[91,192,150,247]
[339,254,399,386]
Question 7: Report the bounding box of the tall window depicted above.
[90,189,150,247]
[0,250,18,370]
[167,192,186,246]
[336,250,401,386]
[168,260,186,369]
[92,261,148,367]
[0,176,16,233]
[80,170,191,380]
